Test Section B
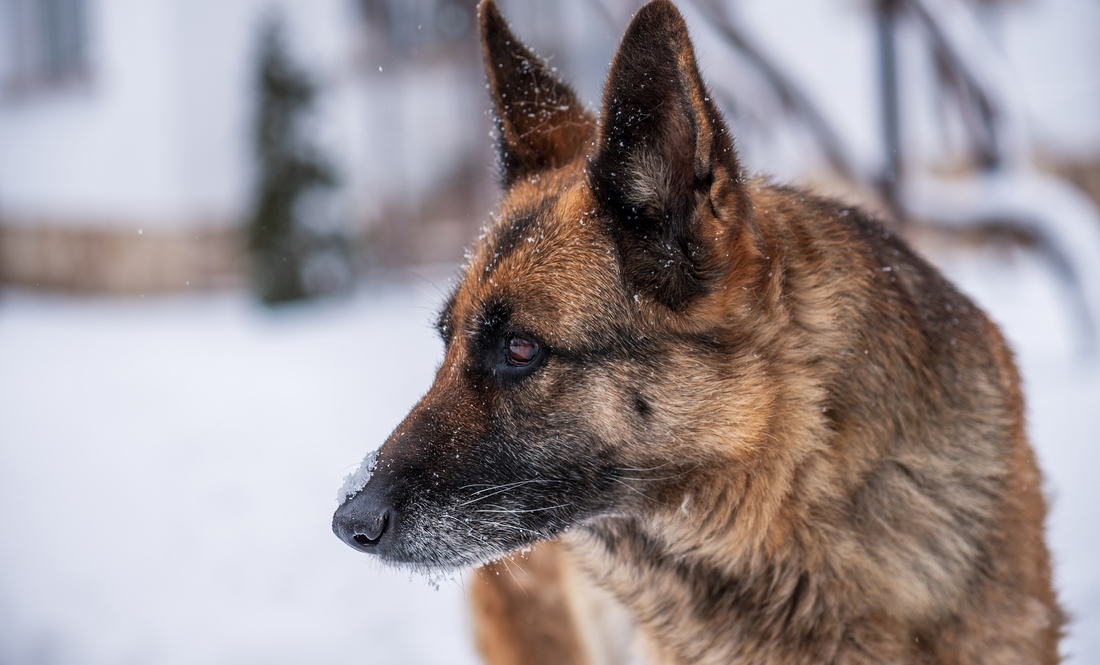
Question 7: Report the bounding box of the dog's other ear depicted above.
[479,0,595,187]
[591,0,749,312]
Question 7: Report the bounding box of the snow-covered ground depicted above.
[0,246,1097,664]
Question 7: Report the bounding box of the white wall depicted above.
[0,0,186,227]
[1002,0,1100,159]
[168,0,261,228]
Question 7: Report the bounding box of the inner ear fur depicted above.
[590,0,747,312]
[478,0,595,187]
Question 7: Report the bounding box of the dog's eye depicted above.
[506,336,539,366]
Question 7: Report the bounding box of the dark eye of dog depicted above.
[506,336,539,366]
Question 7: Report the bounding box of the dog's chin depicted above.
[367,527,533,572]
[376,542,525,575]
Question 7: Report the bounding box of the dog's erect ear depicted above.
[478,0,595,187]
[591,0,747,312]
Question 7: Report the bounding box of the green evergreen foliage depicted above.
[248,17,340,304]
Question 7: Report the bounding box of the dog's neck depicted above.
[566,467,862,663]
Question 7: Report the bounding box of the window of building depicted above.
[1,0,89,95]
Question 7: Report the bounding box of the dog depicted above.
[333,1,1063,662]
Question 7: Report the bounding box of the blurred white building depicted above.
[0,0,492,292]
[0,0,269,291]
[0,0,1098,293]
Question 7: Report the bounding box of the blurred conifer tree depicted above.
[248,17,339,304]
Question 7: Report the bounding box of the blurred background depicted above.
[0,0,1098,663]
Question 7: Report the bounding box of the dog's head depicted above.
[334,0,768,570]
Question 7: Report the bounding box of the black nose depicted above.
[333,491,396,553]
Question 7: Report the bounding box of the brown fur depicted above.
[471,541,590,664]
[332,1,1063,662]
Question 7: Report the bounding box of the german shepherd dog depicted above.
[333,1,1063,662]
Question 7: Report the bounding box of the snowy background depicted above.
[1,245,1098,664]
[0,275,483,665]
